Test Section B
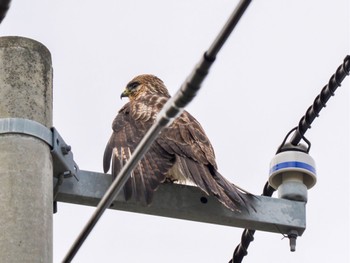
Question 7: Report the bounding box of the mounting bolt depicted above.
[61,145,71,155]
[288,230,298,252]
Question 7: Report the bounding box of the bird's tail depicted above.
[210,167,256,213]
[177,157,255,212]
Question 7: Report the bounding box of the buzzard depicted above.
[103,74,253,212]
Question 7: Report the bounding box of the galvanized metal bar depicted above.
[56,170,306,235]
[0,118,53,146]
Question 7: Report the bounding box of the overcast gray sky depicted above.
[1,1,349,262]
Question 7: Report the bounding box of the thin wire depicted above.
[230,55,350,263]
[62,1,252,262]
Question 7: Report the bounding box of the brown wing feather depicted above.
[103,102,173,205]
[158,110,254,212]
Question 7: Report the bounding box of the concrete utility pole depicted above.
[0,37,53,262]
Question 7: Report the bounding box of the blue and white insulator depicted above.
[269,150,317,202]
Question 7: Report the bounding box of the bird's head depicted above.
[121,74,170,101]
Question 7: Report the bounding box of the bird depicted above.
[103,74,254,212]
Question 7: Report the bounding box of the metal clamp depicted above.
[0,118,79,180]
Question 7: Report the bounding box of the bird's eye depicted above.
[127,81,140,90]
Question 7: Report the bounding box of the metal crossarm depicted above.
[55,170,306,235]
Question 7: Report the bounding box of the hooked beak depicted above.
[120,89,129,99]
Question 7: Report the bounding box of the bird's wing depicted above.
[103,102,174,205]
[157,110,254,212]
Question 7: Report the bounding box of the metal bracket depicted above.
[0,117,52,144]
[51,126,79,213]
[0,118,79,213]
[0,118,79,182]
[51,127,79,180]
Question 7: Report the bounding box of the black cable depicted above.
[62,1,252,262]
[290,55,350,146]
[229,55,350,263]
[228,182,274,263]
[0,0,11,24]
[175,0,252,108]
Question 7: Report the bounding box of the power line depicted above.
[0,0,11,24]
[289,55,350,146]
[62,0,252,261]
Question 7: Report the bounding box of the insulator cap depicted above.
[269,151,317,201]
